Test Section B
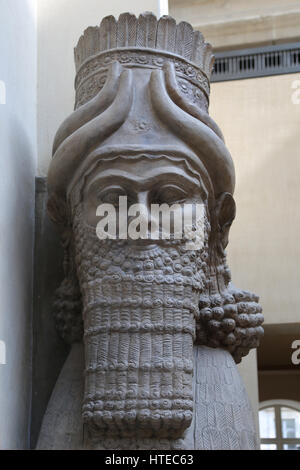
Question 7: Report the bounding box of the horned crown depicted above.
[74,12,214,76]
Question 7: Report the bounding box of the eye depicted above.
[151,185,188,205]
[96,186,127,207]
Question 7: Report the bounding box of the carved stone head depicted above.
[47,13,263,440]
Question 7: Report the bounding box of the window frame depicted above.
[259,400,300,450]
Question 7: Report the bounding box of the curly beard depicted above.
[72,204,210,439]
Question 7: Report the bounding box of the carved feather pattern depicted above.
[136,12,157,48]
[99,16,117,52]
[117,13,137,47]
[156,15,176,52]
[74,35,84,71]
[84,27,99,60]
[175,22,193,60]
[136,13,147,47]
[203,43,215,75]
[191,31,204,67]
[117,13,127,47]
[74,12,214,78]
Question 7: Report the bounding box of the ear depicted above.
[215,192,236,249]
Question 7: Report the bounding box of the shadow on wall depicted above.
[30,179,68,449]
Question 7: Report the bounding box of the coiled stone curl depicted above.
[196,288,264,363]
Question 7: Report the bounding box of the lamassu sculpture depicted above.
[37,12,264,449]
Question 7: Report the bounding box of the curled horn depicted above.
[52,61,122,155]
[48,69,133,199]
[164,62,224,142]
[150,68,235,196]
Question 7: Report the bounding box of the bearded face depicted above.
[45,13,264,450]
[69,155,211,438]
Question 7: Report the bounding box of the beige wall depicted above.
[170,0,300,50]
[37,0,162,176]
[210,73,300,326]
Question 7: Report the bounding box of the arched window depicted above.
[259,400,300,450]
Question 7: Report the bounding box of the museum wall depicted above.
[210,73,300,328]
[0,0,37,449]
[170,0,300,50]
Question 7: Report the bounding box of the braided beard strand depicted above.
[72,206,210,438]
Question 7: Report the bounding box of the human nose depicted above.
[138,192,152,237]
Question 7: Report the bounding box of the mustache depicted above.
[71,211,210,438]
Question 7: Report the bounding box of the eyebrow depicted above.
[86,168,202,193]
